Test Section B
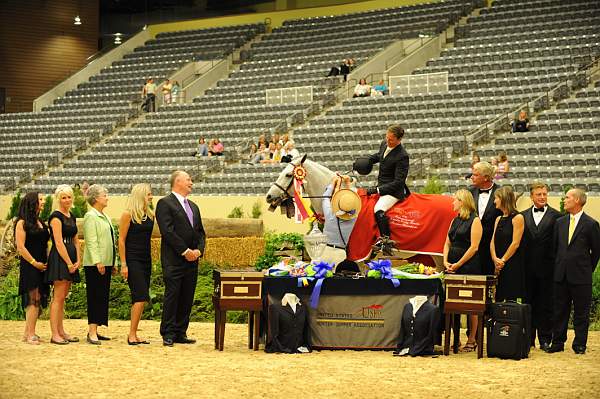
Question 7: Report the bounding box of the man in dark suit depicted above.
[468,161,502,275]
[156,170,206,347]
[546,188,599,355]
[521,182,561,351]
[364,124,410,255]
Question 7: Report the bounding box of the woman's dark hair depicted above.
[17,192,42,233]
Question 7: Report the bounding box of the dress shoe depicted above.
[86,334,101,345]
[545,344,564,353]
[50,338,69,345]
[539,342,552,352]
[573,345,586,355]
[163,338,174,347]
[174,336,196,344]
[97,334,111,341]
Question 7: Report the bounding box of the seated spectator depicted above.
[496,151,509,179]
[246,143,258,163]
[511,110,530,132]
[171,81,181,104]
[162,79,172,104]
[281,141,300,163]
[327,64,340,77]
[251,143,268,164]
[372,79,388,96]
[340,59,350,82]
[208,138,224,156]
[260,143,277,164]
[464,154,480,180]
[353,78,371,98]
[196,137,208,157]
[491,157,500,178]
[257,134,268,149]
[271,133,281,146]
[281,134,290,145]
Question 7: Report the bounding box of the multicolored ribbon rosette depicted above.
[366,259,400,288]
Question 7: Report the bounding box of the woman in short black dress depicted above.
[45,185,81,345]
[15,192,50,344]
[119,183,154,345]
[443,189,483,352]
[491,186,526,302]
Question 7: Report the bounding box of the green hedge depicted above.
[0,259,246,323]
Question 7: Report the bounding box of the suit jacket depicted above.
[368,140,410,199]
[553,212,600,285]
[155,193,206,269]
[265,302,310,353]
[521,205,561,279]
[468,184,502,270]
[82,208,116,266]
[397,301,439,356]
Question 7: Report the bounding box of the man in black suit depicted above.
[364,124,410,255]
[468,161,502,276]
[521,182,561,351]
[156,170,206,346]
[547,188,600,355]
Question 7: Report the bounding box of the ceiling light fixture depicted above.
[74,15,82,25]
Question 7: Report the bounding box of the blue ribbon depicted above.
[309,261,333,308]
[367,259,400,288]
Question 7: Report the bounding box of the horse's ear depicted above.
[300,154,307,164]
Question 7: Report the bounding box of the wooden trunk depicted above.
[444,275,497,313]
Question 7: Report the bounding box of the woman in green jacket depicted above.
[83,184,116,345]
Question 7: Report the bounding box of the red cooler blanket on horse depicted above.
[347,191,456,261]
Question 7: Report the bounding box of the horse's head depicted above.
[266,154,307,215]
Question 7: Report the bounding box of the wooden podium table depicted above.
[443,275,496,359]
[213,270,264,351]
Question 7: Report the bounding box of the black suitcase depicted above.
[487,301,531,360]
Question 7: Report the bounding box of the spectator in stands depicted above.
[260,142,277,164]
[496,151,509,179]
[281,134,290,145]
[118,183,154,345]
[327,64,340,77]
[83,184,116,345]
[171,81,181,104]
[443,189,482,352]
[252,142,269,164]
[491,186,525,302]
[162,79,173,105]
[196,137,208,157]
[15,192,50,345]
[512,110,530,132]
[340,59,350,82]
[257,134,268,149]
[208,138,224,156]
[465,154,480,180]
[281,141,300,163]
[272,142,283,163]
[142,78,157,112]
[353,78,371,98]
[246,143,258,163]
[491,157,500,178]
[46,184,81,345]
[373,79,388,96]
[271,133,281,146]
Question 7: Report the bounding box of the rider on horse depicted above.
[354,124,410,256]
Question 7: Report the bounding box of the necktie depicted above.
[183,198,194,226]
[568,215,575,244]
[533,207,545,213]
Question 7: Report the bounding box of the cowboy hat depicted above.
[331,189,362,220]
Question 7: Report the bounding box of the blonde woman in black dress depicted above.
[45,185,82,345]
[15,192,50,344]
[491,186,526,302]
[119,183,155,345]
[443,189,483,352]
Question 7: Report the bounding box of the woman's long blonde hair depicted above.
[126,183,154,224]
[455,189,476,220]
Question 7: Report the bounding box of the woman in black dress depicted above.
[45,184,81,345]
[118,183,154,345]
[491,186,526,302]
[15,192,50,344]
[443,189,483,352]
